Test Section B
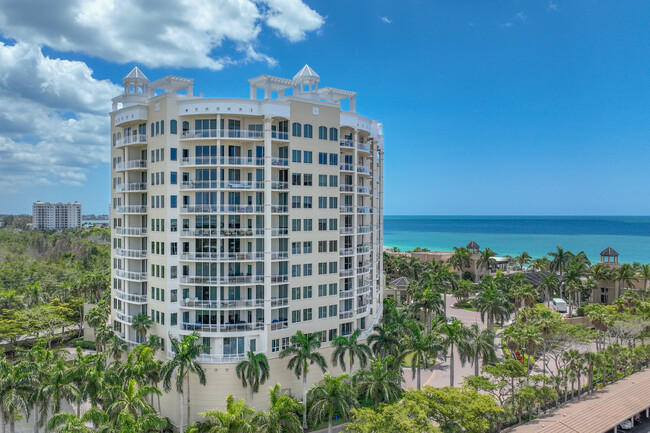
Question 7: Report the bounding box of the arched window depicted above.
[292,122,302,137]
[182,121,189,132]
[112,133,116,146]
[156,121,160,136]
[117,132,121,141]
[329,127,338,141]
[318,126,327,140]
[160,120,165,135]
[304,124,313,138]
[170,120,177,134]
[151,123,155,137]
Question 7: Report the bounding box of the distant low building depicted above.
[386,276,412,306]
[32,201,82,230]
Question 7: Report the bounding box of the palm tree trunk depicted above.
[178,390,184,433]
[417,365,422,390]
[328,414,333,433]
[1,404,6,433]
[250,387,255,407]
[8,415,14,433]
[33,403,39,433]
[475,353,479,376]
[302,371,308,429]
[186,374,191,427]
[487,315,494,333]
[449,346,455,387]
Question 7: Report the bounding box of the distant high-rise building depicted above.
[32,201,82,230]
[109,65,384,421]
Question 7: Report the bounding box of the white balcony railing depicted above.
[180,129,264,140]
[340,164,355,172]
[181,205,264,214]
[114,289,147,304]
[115,160,147,171]
[339,311,354,320]
[115,269,148,281]
[115,134,147,147]
[181,275,264,285]
[180,181,264,190]
[115,248,147,259]
[115,182,147,192]
[339,290,354,299]
[114,227,147,236]
[115,205,147,214]
[271,297,289,307]
[115,311,135,324]
[180,322,264,333]
[180,251,264,261]
[180,299,264,309]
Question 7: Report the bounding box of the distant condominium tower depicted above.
[109,65,383,421]
[32,201,82,230]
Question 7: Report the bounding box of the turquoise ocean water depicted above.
[383,216,650,264]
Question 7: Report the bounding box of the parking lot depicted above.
[609,410,650,433]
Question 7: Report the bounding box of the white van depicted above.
[552,298,568,313]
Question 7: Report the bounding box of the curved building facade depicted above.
[109,65,384,422]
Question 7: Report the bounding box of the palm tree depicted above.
[460,323,496,376]
[41,360,78,422]
[476,248,498,275]
[279,331,327,429]
[353,357,403,404]
[106,378,161,420]
[331,329,372,377]
[107,334,127,360]
[367,324,400,358]
[548,246,570,282]
[530,257,550,271]
[0,359,36,433]
[440,320,469,386]
[539,273,559,307]
[253,384,303,433]
[307,373,357,433]
[144,335,163,354]
[449,247,471,279]
[409,279,445,332]
[161,332,207,433]
[471,277,512,332]
[515,252,531,270]
[616,263,639,294]
[131,313,153,344]
[235,351,270,406]
[189,394,255,433]
[637,264,650,301]
[402,326,443,390]
[407,257,426,281]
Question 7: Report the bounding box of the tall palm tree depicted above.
[402,326,443,390]
[449,247,471,279]
[106,378,161,420]
[235,351,270,406]
[253,384,303,433]
[409,278,445,332]
[161,332,207,433]
[539,273,559,307]
[616,263,639,293]
[131,313,153,344]
[279,331,327,429]
[530,257,550,271]
[548,246,570,282]
[367,324,400,358]
[471,277,512,332]
[460,323,496,376]
[515,252,531,270]
[107,334,127,360]
[307,373,357,433]
[353,357,404,404]
[331,329,372,377]
[0,359,36,433]
[407,257,426,281]
[189,395,255,433]
[476,248,498,276]
[440,320,469,386]
[637,264,650,301]
[40,360,78,421]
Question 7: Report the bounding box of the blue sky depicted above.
[1,0,649,215]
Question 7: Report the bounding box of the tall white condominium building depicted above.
[32,201,82,230]
[110,65,384,419]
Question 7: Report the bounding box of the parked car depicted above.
[618,420,633,430]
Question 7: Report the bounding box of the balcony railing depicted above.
[271,131,289,140]
[115,270,148,281]
[180,129,264,140]
[115,160,147,171]
[340,268,354,277]
[114,289,147,304]
[181,205,264,214]
[181,322,264,333]
[271,297,289,307]
[339,311,354,320]
[357,244,371,254]
[271,320,289,331]
[340,226,354,235]
[272,181,289,190]
[115,248,148,259]
[271,275,289,284]
[357,305,369,315]
[340,139,355,148]
[339,290,354,299]
[271,227,289,236]
[357,166,371,175]
[358,225,371,234]
[181,275,264,285]
[340,184,354,192]
[340,163,355,172]
[115,311,134,324]
[271,157,289,166]
[357,206,371,214]
[340,206,354,214]
[358,143,370,152]
[180,157,265,167]
[114,227,147,236]
[115,205,147,214]
[340,247,354,256]
[357,186,371,194]
[271,205,288,213]
[180,299,264,309]
[271,251,289,260]
[115,182,147,192]
[180,181,264,190]
[180,252,264,261]
[115,134,147,147]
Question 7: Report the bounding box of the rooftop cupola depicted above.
[600,246,619,264]
[293,64,320,97]
[466,241,480,254]
[122,66,150,97]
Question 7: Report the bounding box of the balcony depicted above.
[180,157,264,167]
[271,297,289,307]
[180,228,264,237]
[115,182,147,192]
[115,160,147,171]
[357,186,371,195]
[271,274,289,284]
[340,226,354,235]
[271,227,289,236]
[115,269,148,281]
[339,311,354,320]
[271,205,288,214]
[357,263,372,274]
[357,206,371,214]
[357,281,372,295]
[357,305,369,315]
[116,205,147,214]
[114,227,147,236]
[181,205,264,214]
[180,251,264,262]
[272,181,289,190]
[340,184,354,193]
[340,247,354,256]
[181,274,264,285]
[115,248,148,259]
[115,134,147,148]
[114,289,147,304]
[180,180,264,191]
[271,157,289,167]
[340,268,354,277]
[115,311,134,324]
[339,289,354,299]
[340,206,354,214]
[357,166,371,176]
[358,225,371,234]
[340,163,355,172]
[358,142,370,152]
[271,320,289,331]
[340,139,355,148]
[271,131,289,140]
[181,322,264,333]
[180,129,264,140]
[180,299,264,309]
[271,251,289,260]
[357,244,371,254]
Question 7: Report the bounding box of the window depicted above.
[303,286,312,298]
[292,310,301,323]
[318,219,327,231]
[304,124,313,138]
[292,242,301,255]
[329,283,338,295]
[329,154,338,166]
[318,306,327,319]
[329,329,337,341]
[292,122,302,137]
[304,151,312,163]
[303,219,312,231]
[303,308,313,321]
[318,197,327,209]
[156,122,159,136]
[171,313,177,326]
[282,337,290,350]
[151,123,154,137]
[329,127,338,141]
[303,174,312,185]
[329,240,337,252]
[170,172,177,184]
[171,289,178,302]
[318,126,327,140]
[171,242,178,255]
[292,219,301,231]
[303,196,312,208]
[171,219,177,232]
[329,305,338,317]
[292,173,301,185]
[170,120,177,134]
[291,196,301,209]
[329,175,338,187]
[160,120,165,135]
[329,219,338,230]
[319,175,327,186]
[291,287,301,300]
[292,150,301,163]
[170,195,177,208]
[318,241,327,253]
[318,262,327,275]
[271,339,279,353]
[303,241,312,253]
[329,197,338,208]
[318,284,327,297]
[303,264,312,276]
[318,152,327,165]
[291,265,301,277]
[329,262,338,274]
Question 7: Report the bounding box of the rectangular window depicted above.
[292,122,302,137]
[292,242,301,255]
[292,173,301,185]
[329,197,338,208]
[319,306,327,319]
[318,219,327,231]
[318,284,327,297]
[318,262,327,275]
[291,265,301,277]
[329,262,338,274]
[171,219,177,232]
[303,173,312,185]
[170,195,177,208]
[329,175,338,187]
[303,286,312,299]
[303,196,312,209]
[303,219,312,231]
[170,148,177,160]
[318,197,326,209]
[292,150,301,162]
[292,219,301,232]
[329,127,338,141]
[303,241,312,253]
[303,264,312,276]
[318,152,327,165]
[304,124,313,138]
[291,196,301,209]
[329,329,338,341]
[291,287,301,300]
[282,337,290,350]
[171,313,177,326]
[329,283,338,295]
[329,305,338,317]
[271,339,279,353]
[329,219,338,230]
[329,154,338,166]
[304,151,312,163]
[292,310,301,323]
[171,289,178,302]
[318,126,327,140]
[318,175,327,186]
[318,241,327,253]
[171,242,178,255]
[329,240,337,252]
[303,308,313,321]
[170,172,177,184]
